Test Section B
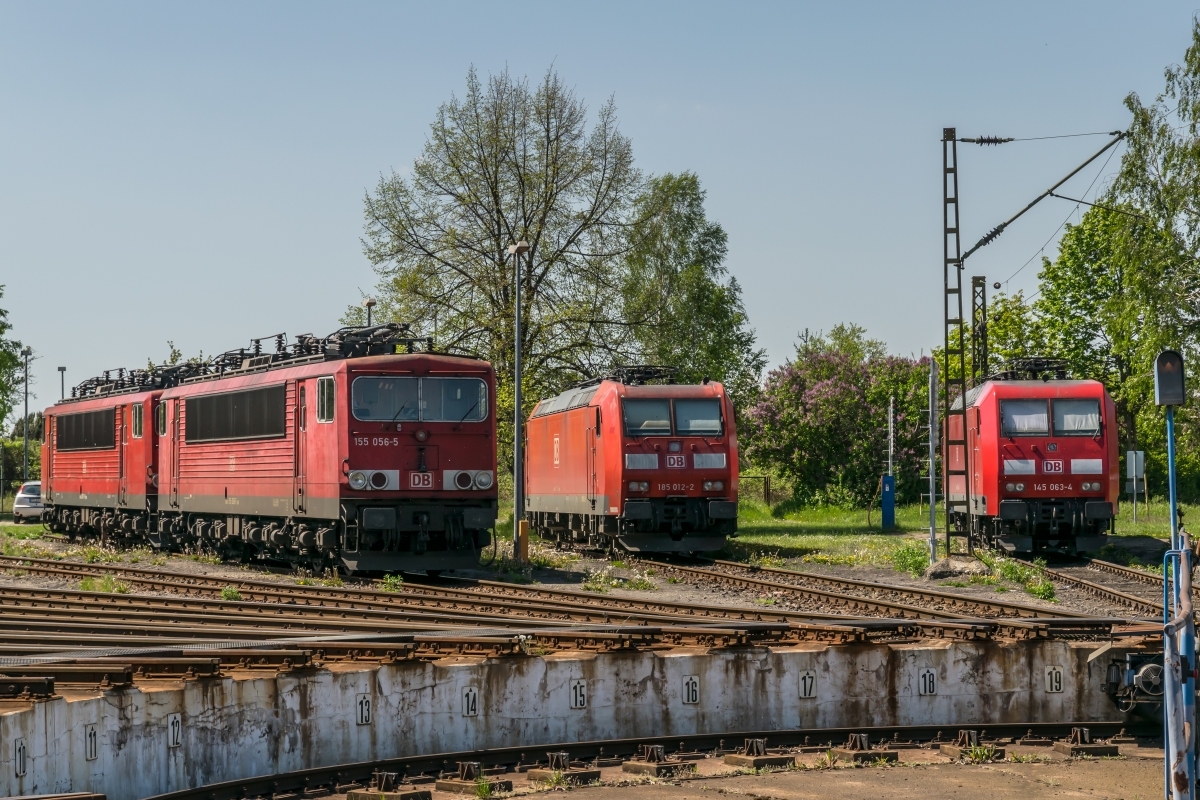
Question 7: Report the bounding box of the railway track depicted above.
[0,554,880,627]
[640,558,1098,621]
[139,721,1154,800]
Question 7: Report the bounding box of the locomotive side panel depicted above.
[169,381,303,517]
[44,394,160,512]
[526,406,596,515]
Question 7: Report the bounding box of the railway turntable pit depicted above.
[0,615,1158,800]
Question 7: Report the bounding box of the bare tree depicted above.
[356,67,641,415]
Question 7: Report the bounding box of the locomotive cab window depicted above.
[316,377,335,423]
[1053,398,1100,436]
[1001,399,1049,437]
[422,378,487,422]
[623,399,672,436]
[675,398,723,436]
[132,402,143,438]
[351,376,487,422]
[156,403,166,436]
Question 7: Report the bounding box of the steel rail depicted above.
[705,558,1088,619]
[1038,564,1163,617]
[1086,558,1173,589]
[141,721,1153,800]
[636,560,974,620]
[0,566,710,628]
[0,555,855,625]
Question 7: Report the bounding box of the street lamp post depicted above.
[21,347,31,482]
[509,240,531,563]
[58,366,65,400]
[363,297,377,327]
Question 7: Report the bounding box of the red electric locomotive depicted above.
[950,360,1118,555]
[524,367,738,553]
[42,324,498,574]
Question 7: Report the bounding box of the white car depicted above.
[12,481,43,524]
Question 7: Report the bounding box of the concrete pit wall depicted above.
[0,638,1130,800]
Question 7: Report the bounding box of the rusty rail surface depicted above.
[140,722,1155,800]
[0,555,855,625]
[640,559,1101,621]
[707,558,1082,618]
[1038,564,1163,617]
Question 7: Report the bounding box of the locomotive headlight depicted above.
[474,471,493,490]
[641,482,650,491]
[630,481,645,491]
[1015,483,1026,492]
[1006,483,1016,492]
[414,429,429,442]
[349,471,368,490]
[703,481,714,490]
[713,481,724,491]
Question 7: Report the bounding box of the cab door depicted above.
[586,407,599,511]
[293,382,307,514]
[117,405,128,506]
[169,399,181,508]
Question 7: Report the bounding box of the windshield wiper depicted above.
[458,401,480,423]
[389,400,411,425]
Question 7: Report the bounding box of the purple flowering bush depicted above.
[744,351,931,507]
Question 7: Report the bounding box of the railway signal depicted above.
[1156,349,1193,800]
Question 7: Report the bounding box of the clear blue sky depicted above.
[0,1,1194,415]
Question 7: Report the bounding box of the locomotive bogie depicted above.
[40,330,498,575]
[525,374,738,554]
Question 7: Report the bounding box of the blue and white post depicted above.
[1156,350,1192,800]
[882,394,895,531]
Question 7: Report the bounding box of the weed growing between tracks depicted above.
[581,567,659,592]
[79,573,129,593]
[976,551,1056,601]
[379,573,405,592]
[220,586,242,601]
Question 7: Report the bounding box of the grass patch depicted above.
[79,573,129,593]
[220,586,243,601]
[1096,543,1166,574]
[188,552,221,565]
[976,551,1056,601]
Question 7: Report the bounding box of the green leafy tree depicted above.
[745,325,929,507]
[622,173,766,413]
[0,286,22,431]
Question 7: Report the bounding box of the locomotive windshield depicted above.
[1001,399,1049,437]
[352,376,487,423]
[623,399,672,435]
[1052,398,1100,436]
[622,397,723,436]
[675,398,723,435]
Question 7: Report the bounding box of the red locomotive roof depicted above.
[961,378,1108,409]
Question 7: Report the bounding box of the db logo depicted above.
[409,472,434,489]
[1042,460,1064,475]
[666,454,686,469]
